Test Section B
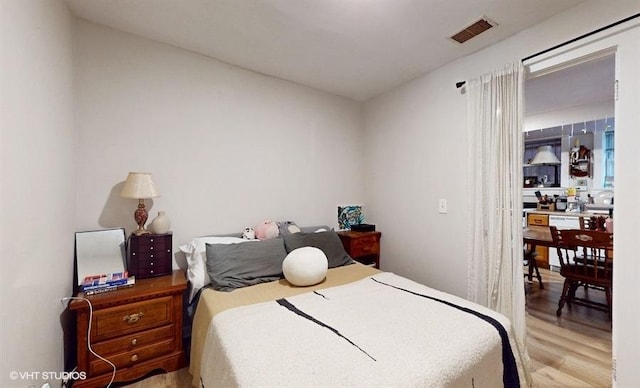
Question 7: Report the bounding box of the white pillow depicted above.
[282,247,328,287]
[179,236,248,302]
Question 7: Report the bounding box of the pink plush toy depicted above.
[254,220,279,240]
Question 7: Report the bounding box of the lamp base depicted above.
[133,199,150,236]
[133,228,152,236]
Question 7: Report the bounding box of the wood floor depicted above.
[123,268,612,387]
[526,268,612,387]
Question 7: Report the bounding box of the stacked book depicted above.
[81,271,136,295]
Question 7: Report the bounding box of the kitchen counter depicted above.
[525,209,608,217]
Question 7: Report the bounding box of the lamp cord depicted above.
[62,297,116,387]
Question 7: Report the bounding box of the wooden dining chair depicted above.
[523,249,543,289]
[576,217,609,270]
[578,216,590,230]
[549,226,613,320]
[579,215,607,231]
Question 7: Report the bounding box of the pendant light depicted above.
[530,145,561,165]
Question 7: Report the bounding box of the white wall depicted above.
[363,1,640,386]
[73,21,364,267]
[608,17,640,388]
[364,71,470,296]
[0,1,75,387]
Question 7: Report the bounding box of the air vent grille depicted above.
[450,17,495,44]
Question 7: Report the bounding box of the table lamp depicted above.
[120,172,160,235]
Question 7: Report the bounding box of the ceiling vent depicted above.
[450,17,496,44]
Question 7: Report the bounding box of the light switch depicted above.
[439,199,448,214]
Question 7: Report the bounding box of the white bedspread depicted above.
[200,272,521,387]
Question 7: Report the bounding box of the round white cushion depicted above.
[282,247,328,286]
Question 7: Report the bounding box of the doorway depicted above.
[520,15,640,385]
[523,52,615,385]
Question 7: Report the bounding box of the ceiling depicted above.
[525,53,615,117]
[65,0,586,101]
[523,53,616,141]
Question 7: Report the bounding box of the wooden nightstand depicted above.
[69,270,187,387]
[127,232,173,279]
[337,231,382,268]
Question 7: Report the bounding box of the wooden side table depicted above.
[69,270,187,387]
[337,231,381,269]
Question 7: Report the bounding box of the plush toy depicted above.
[277,220,301,235]
[282,247,328,286]
[254,220,279,240]
[242,227,256,240]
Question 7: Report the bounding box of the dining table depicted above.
[522,225,613,289]
[523,225,555,247]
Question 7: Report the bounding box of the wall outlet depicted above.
[438,199,448,214]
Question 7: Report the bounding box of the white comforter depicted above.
[200,272,521,387]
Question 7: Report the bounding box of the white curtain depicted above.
[466,62,531,386]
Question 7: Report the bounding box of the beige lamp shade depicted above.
[120,172,160,199]
[530,145,561,165]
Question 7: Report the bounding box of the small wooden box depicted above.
[127,233,173,278]
[536,203,555,211]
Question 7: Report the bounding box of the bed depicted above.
[182,226,526,388]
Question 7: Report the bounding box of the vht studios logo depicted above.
[9,370,86,381]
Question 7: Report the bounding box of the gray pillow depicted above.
[205,238,287,291]
[283,231,354,268]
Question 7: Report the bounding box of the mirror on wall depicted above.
[524,53,615,191]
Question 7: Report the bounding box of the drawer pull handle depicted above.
[123,312,144,324]
[131,354,139,362]
[131,338,138,346]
